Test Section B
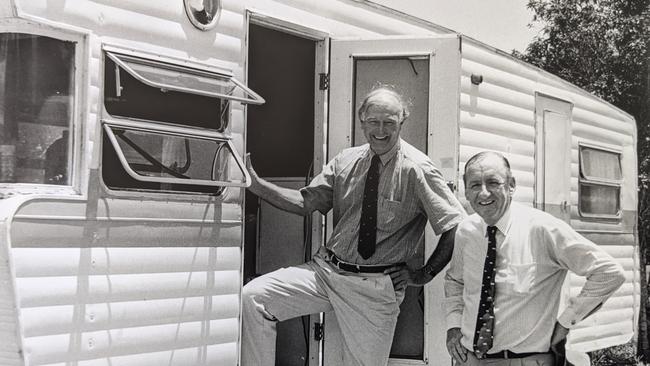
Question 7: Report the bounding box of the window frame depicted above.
[100,46,262,195]
[578,142,623,220]
[102,117,251,189]
[104,46,265,105]
[0,21,85,195]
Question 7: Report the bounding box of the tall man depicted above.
[444,151,625,365]
[241,87,466,366]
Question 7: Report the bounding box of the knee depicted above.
[242,277,266,305]
[242,279,277,321]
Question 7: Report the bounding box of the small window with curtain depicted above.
[579,145,622,218]
[0,33,75,185]
[101,49,263,195]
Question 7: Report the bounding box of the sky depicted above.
[373,0,541,53]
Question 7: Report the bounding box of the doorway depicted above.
[245,21,323,366]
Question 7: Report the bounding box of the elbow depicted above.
[614,264,626,289]
[605,262,626,292]
[298,201,316,216]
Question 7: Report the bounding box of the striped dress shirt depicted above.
[300,139,465,265]
[444,202,625,354]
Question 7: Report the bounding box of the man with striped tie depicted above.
[444,151,625,365]
[241,86,465,366]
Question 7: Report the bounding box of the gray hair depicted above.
[357,85,410,122]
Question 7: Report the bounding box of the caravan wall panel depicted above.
[5,0,453,365]
[460,39,638,352]
[2,0,638,364]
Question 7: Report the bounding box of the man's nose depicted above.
[477,184,491,196]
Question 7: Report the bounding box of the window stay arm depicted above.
[115,132,190,179]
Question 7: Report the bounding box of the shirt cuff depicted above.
[557,307,580,329]
[446,312,463,330]
[435,215,464,236]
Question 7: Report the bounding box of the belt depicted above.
[482,350,548,359]
[329,253,402,273]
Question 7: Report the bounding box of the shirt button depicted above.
[571,320,576,325]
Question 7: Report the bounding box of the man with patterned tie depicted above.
[444,151,625,365]
[241,86,466,366]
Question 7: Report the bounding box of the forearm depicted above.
[422,225,457,278]
[249,177,311,216]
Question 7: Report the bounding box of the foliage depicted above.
[514,0,650,359]
[514,0,650,178]
[590,341,640,365]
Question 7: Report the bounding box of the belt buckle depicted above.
[503,350,510,359]
[355,264,361,272]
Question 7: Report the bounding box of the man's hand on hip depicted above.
[384,265,433,291]
[446,327,468,364]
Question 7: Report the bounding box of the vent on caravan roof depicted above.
[106,51,265,105]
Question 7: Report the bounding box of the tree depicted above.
[514,0,650,359]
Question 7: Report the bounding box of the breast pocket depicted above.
[504,263,537,294]
[378,198,402,230]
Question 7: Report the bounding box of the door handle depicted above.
[561,200,569,212]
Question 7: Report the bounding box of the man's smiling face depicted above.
[464,155,516,225]
[359,92,404,156]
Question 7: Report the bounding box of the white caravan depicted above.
[0,1,638,365]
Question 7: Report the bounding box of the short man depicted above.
[241,87,466,366]
[444,151,625,365]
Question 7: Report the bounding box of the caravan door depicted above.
[326,36,461,366]
[534,93,573,222]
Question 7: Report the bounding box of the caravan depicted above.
[0,1,638,365]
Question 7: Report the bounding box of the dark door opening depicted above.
[245,23,316,366]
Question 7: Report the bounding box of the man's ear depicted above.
[508,176,517,194]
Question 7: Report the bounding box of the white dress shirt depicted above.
[444,202,625,354]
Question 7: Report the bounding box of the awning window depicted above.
[106,51,264,105]
[103,119,250,190]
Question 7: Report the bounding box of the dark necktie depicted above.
[473,225,498,358]
[358,154,381,259]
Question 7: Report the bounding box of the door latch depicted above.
[319,73,329,90]
[314,322,324,341]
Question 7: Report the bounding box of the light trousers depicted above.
[241,253,404,366]
[455,352,555,366]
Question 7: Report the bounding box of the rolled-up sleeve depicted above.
[300,158,335,215]
[415,163,466,235]
[545,222,626,329]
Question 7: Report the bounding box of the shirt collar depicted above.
[369,139,401,166]
[495,205,512,235]
[482,203,512,237]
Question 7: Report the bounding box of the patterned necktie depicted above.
[358,154,381,259]
[473,225,498,358]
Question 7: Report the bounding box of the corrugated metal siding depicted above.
[460,39,638,352]
[6,2,247,363]
[0,220,23,366]
[5,1,449,365]
[11,199,243,366]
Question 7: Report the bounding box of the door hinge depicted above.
[314,322,324,341]
[319,73,329,90]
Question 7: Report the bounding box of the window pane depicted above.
[108,52,263,104]
[353,57,429,153]
[124,57,236,97]
[579,184,620,216]
[0,33,74,185]
[103,125,246,194]
[580,147,622,181]
[104,56,230,131]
